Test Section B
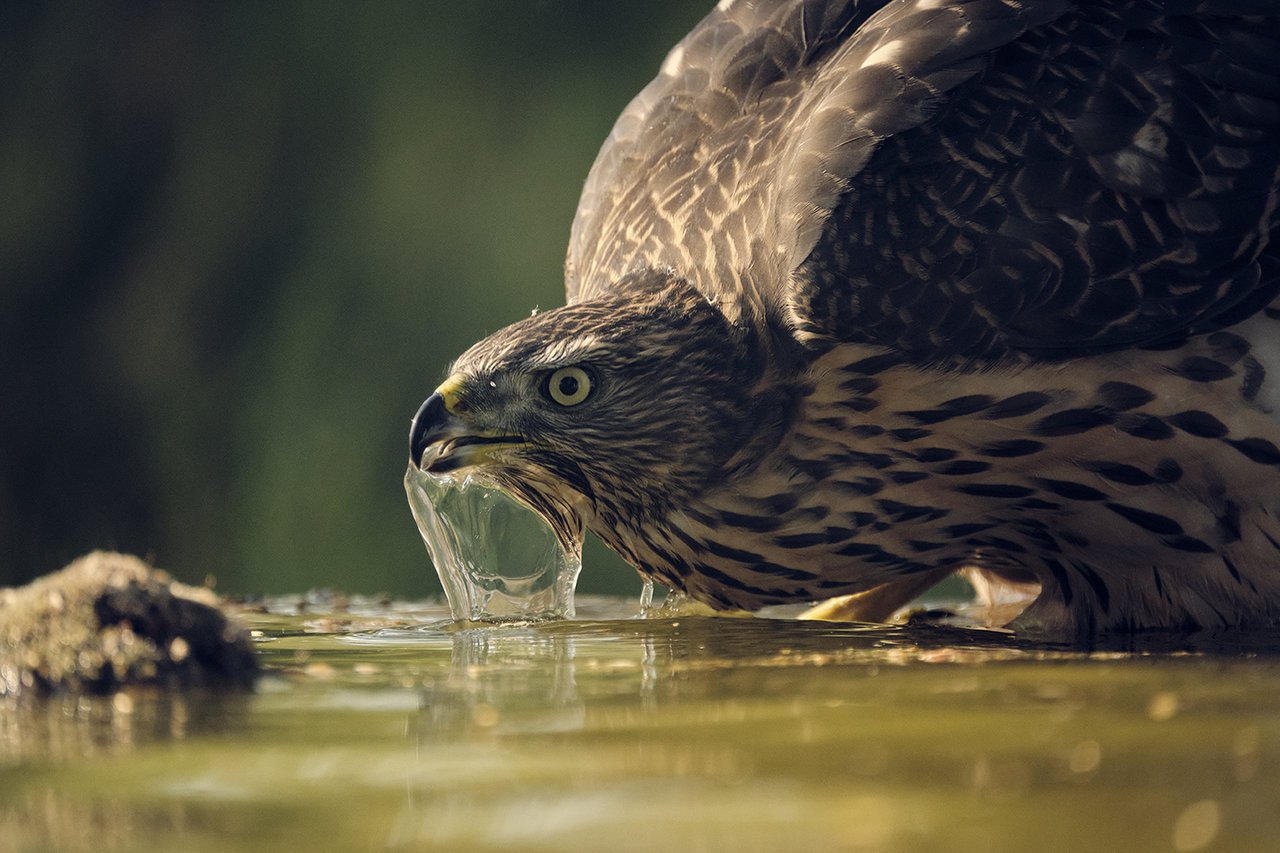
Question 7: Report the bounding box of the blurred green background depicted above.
[2,1,707,596]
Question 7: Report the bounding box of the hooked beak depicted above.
[409,383,522,475]
[409,392,456,470]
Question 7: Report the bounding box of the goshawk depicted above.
[411,0,1280,639]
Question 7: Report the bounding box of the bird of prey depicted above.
[411,0,1280,640]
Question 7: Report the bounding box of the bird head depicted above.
[409,273,792,553]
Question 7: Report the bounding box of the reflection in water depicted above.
[404,613,1044,749]
[0,690,251,851]
[382,615,1280,851]
[419,626,586,738]
[0,690,250,766]
[3,603,1278,852]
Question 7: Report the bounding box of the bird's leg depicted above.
[797,566,957,623]
[960,566,1041,626]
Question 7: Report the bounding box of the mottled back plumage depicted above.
[568,0,1280,359]
[413,0,1280,640]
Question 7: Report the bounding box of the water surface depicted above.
[2,595,1277,852]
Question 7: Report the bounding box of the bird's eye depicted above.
[546,366,592,406]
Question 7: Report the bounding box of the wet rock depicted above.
[0,551,258,698]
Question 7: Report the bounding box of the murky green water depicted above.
[2,596,1278,852]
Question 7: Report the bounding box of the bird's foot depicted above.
[798,567,957,624]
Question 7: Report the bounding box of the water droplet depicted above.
[639,577,655,611]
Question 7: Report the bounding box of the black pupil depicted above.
[558,374,580,398]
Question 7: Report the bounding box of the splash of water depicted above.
[639,577,655,611]
[404,463,582,622]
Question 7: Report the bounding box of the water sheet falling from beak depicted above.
[404,462,582,622]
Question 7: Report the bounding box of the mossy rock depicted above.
[0,551,258,698]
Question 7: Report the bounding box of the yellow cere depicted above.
[435,374,467,412]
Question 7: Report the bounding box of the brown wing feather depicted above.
[566,0,1280,361]
[566,0,1061,311]
[789,0,1280,360]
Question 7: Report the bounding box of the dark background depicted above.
[2,1,708,596]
